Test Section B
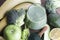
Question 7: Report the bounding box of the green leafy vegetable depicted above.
[48,13,60,27]
[45,0,60,14]
[6,9,25,27]
[22,28,30,40]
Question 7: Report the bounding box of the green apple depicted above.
[4,25,21,40]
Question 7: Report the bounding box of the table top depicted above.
[0,0,46,6]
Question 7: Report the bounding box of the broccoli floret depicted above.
[6,9,25,27]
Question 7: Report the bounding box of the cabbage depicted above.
[46,0,60,14]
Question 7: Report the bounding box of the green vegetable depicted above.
[4,25,21,40]
[45,0,60,14]
[28,33,42,40]
[44,24,50,40]
[25,4,47,30]
[22,28,30,40]
[48,13,60,27]
[6,9,25,27]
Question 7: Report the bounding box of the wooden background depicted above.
[0,0,46,6]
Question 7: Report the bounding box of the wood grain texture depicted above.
[0,0,46,6]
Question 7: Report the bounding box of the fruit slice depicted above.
[49,28,60,40]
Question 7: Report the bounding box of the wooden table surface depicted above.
[0,0,46,6]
